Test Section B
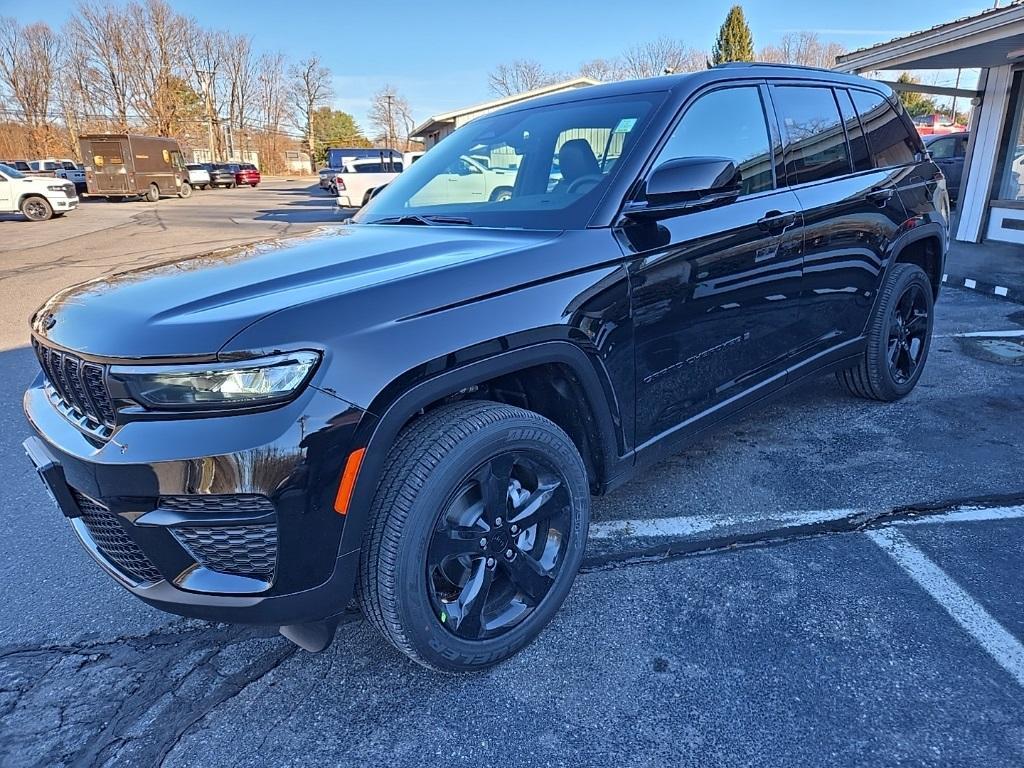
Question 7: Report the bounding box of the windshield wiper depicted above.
[369,214,473,226]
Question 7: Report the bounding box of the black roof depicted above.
[485,63,893,118]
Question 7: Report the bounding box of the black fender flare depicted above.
[335,340,624,557]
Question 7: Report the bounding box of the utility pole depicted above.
[199,69,217,163]
[385,93,394,150]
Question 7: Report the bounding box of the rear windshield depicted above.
[351,162,403,173]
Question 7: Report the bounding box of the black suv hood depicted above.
[31,225,560,360]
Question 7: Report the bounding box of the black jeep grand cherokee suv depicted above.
[24,65,947,672]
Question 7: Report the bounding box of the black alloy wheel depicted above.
[837,262,934,401]
[887,281,929,384]
[357,400,590,672]
[21,196,53,221]
[427,451,572,640]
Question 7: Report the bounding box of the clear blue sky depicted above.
[2,0,994,130]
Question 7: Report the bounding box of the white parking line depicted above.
[867,527,1024,688]
[898,505,1024,526]
[589,507,863,540]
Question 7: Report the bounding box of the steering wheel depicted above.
[566,174,604,194]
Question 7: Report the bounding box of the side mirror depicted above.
[636,156,740,213]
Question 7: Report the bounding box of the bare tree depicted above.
[622,38,707,79]
[0,18,63,154]
[578,57,627,82]
[759,32,846,69]
[124,0,193,136]
[224,33,256,156]
[183,21,225,160]
[68,1,133,130]
[487,59,557,97]
[288,55,332,172]
[368,84,416,149]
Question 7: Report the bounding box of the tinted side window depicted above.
[837,90,872,172]
[928,137,957,159]
[655,86,774,196]
[850,90,917,168]
[773,86,851,184]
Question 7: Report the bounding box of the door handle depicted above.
[866,187,896,206]
[757,210,798,233]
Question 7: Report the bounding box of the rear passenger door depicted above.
[625,83,805,446]
[770,83,909,353]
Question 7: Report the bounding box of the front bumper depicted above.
[50,195,79,211]
[23,378,367,626]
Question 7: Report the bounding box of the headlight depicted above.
[109,351,320,410]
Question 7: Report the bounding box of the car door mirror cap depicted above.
[625,156,741,219]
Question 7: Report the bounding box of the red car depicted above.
[232,162,261,187]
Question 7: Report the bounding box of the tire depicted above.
[145,183,159,202]
[357,400,590,673]
[250,183,258,188]
[177,182,192,199]
[229,181,237,189]
[837,263,934,402]
[489,187,513,202]
[21,195,53,221]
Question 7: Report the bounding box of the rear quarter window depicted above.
[850,89,918,168]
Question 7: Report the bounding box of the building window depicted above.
[998,72,1024,202]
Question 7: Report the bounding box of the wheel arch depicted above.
[888,221,945,299]
[336,341,625,557]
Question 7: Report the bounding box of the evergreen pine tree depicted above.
[712,6,755,65]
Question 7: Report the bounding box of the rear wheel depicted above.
[145,183,159,202]
[21,196,52,221]
[357,401,590,672]
[837,263,934,401]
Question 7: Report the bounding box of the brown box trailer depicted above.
[79,134,192,201]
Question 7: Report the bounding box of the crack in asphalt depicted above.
[3,492,1022,767]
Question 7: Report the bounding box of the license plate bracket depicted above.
[23,437,82,519]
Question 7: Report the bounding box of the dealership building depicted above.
[836,2,1024,246]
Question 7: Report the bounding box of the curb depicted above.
[942,272,1024,303]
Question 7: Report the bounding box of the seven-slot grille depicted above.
[71,490,163,584]
[33,340,116,431]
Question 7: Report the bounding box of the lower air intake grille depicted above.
[71,490,162,583]
[171,525,277,578]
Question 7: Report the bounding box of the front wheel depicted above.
[177,182,192,198]
[357,401,590,672]
[21,196,53,221]
[837,263,934,401]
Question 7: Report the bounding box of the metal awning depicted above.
[835,2,1024,72]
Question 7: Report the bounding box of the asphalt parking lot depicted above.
[1,186,1023,766]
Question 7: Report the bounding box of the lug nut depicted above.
[495,517,503,526]
[479,537,487,548]
[510,524,518,534]
[486,557,496,567]
[504,549,514,559]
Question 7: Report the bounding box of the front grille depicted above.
[160,495,275,516]
[71,490,163,583]
[34,340,115,432]
[172,525,277,578]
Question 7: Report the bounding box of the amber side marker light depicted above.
[334,448,366,515]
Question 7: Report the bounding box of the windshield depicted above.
[0,163,25,179]
[354,92,661,229]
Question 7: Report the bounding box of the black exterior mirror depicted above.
[643,156,740,208]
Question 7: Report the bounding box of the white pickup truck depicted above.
[330,158,405,208]
[333,154,517,209]
[0,162,79,221]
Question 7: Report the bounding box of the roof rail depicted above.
[712,61,837,73]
